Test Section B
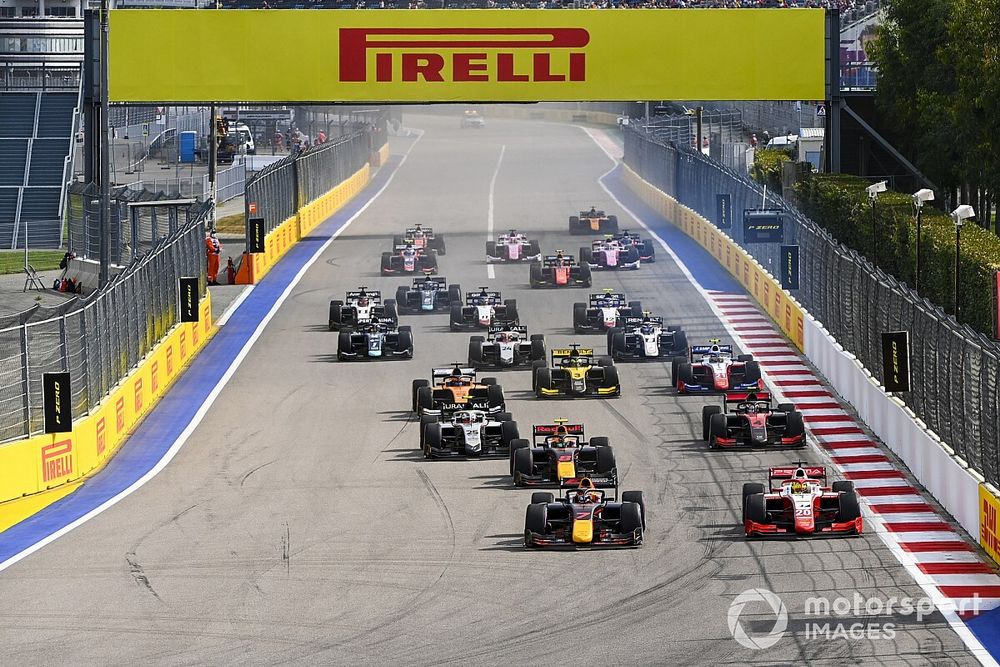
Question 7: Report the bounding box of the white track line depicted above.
[0,131,425,575]
[486,144,506,280]
[579,125,998,666]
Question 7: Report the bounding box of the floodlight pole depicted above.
[98,0,111,287]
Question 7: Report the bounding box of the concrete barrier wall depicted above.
[0,293,214,533]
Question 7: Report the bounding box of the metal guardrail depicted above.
[0,202,209,442]
[624,123,1000,487]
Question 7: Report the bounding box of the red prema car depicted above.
[529,252,592,289]
[742,465,863,538]
[381,241,438,276]
[702,391,806,449]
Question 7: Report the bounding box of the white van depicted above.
[229,122,256,155]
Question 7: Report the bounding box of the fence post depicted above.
[20,325,30,435]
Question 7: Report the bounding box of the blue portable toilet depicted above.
[179,131,197,163]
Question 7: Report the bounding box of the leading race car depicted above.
[702,391,805,448]
[742,465,863,538]
[450,288,519,331]
[533,346,621,399]
[569,207,619,236]
[486,229,542,263]
[612,230,656,263]
[529,252,592,289]
[608,315,688,361]
[524,478,645,548]
[573,291,642,333]
[393,224,446,255]
[411,365,506,417]
[509,421,617,487]
[337,319,413,361]
[469,325,546,371]
[328,287,398,331]
[460,110,485,129]
[674,340,763,394]
[381,240,438,276]
[395,276,462,314]
[420,409,519,459]
[580,237,640,271]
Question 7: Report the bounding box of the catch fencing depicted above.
[124,161,246,205]
[244,118,386,244]
[624,124,1000,487]
[0,203,208,442]
[66,182,211,265]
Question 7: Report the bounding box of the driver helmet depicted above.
[546,424,570,446]
[599,298,612,308]
[588,207,598,216]
[458,412,474,424]
[497,332,511,343]
[358,297,370,307]
[640,324,654,335]
[790,480,808,494]
[709,354,722,363]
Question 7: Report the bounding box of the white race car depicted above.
[469,325,546,370]
[419,409,519,458]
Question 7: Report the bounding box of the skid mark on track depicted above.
[125,552,162,601]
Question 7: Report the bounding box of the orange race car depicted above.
[411,365,506,418]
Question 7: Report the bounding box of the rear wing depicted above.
[623,315,663,328]
[543,255,575,266]
[405,226,434,236]
[533,423,585,437]
[412,276,446,289]
[393,243,420,252]
[589,293,625,307]
[551,347,594,360]
[488,325,527,340]
[431,366,477,380]
[558,477,618,496]
[579,210,606,218]
[769,465,827,485]
[466,291,502,306]
[724,391,772,406]
[691,344,733,360]
[346,290,382,304]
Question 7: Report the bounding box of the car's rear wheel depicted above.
[416,386,434,414]
[529,262,543,287]
[595,445,616,473]
[531,492,554,505]
[513,447,534,483]
[380,253,392,274]
[741,483,765,508]
[672,331,688,355]
[534,368,553,397]
[528,240,540,257]
[448,284,462,305]
[743,360,762,385]
[785,412,805,441]
[737,354,754,363]
[573,302,587,331]
[509,438,530,476]
[486,241,497,258]
[337,331,352,361]
[504,299,519,323]
[578,246,593,265]
[670,356,687,387]
[568,215,580,234]
[628,300,642,315]
[620,502,642,536]
[589,436,610,449]
[449,303,463,331]
[396,330,413,357]
[611,332,626,359]
[480,376,497,386]
[677,362,695,389]
[394,287,408,310]
[530,338,546,362]
[531,361,547,390]
[832,481,855,494]
[602,366,620,394]
[423,422,442,458]
[702,405,722,441]
[328,300,343,331]
[468,340,484,365]
[579,263,592,287]
[607,215,619,232]
[501,420,519,447]
[382,300,398,325]
[777,402,796,413]
[487,384,505,409]
[411,379,429,412]
[838,491,862,523]
[744,493,767,526]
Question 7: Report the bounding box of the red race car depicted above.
[702,391,805,449]
[529,252,592,289]
[742,464,863,538]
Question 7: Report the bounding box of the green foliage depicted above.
[794,174,1000,334]
[0,250,64,275]
[750,149,793,192]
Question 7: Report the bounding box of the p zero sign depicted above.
[108,10,827,103]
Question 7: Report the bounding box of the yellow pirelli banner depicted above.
[980,485,1000,564]
[108,9,826,103]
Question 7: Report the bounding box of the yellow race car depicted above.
[532,346,621,399]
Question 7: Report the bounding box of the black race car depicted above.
[509,421,616,486]
[524,478,645,548]
[469,325,546,370]
[608,315,688,361]
[450,288,518,331]
[529,253,592,289]
[393,224,446,255]
[329,287,397,331]
[395,277,461,314]
[337,319,413,361]
[612,230,656,262]
[533,346,621,399]
[703,391,806,449]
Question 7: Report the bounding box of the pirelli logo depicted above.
[339,28,589,84]
[96,416,107,456]
[41,439,73,483]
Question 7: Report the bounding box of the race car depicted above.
[411,365,506,417]
[469,325,546,370]
[460,110,485,129]
[337,319,413,361]
[533,346,620,399]
[529,252,592,289]
[608,315,688,361]
[569,207,619,236]
[395,276,462,314]
[486,229,541,263]
[420,409,519,458]
[393,224,446,255]
[742,464,862,538]
[612,230,656,263]
[381,240,438,276]
[450,288,518,331]
[702,391,805,448]
[509,421,616,486]
[573,291,642,333]
[579,237,640,271]
[328,287,398,331]
[674,340,763,394]
[524,478,645,548]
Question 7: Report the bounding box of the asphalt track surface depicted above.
[0,115,982,665]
